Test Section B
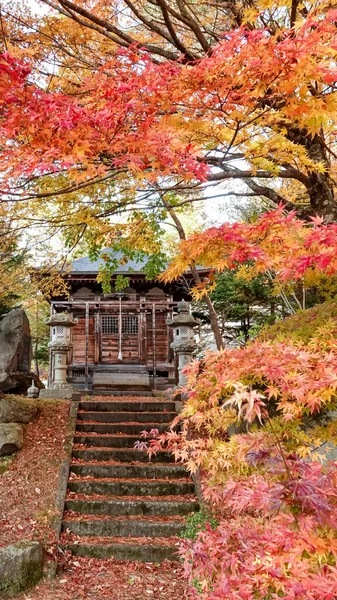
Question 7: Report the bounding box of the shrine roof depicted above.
[70,251,150,275]
[70,250,208,277]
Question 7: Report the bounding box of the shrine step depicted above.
[63,394,196,562]
[74,434,156,448]
[70,463,186,479]
[84,389,153,396]
[72,448,173,462]
[76,421,169,434]
[77,411,176,423]
[68,478,195,497]
[79,400,175,412]
[62,516,185,538]
[64,539,180,562]
[65,498,199,517]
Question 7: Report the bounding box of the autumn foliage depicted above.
[1,2,337,222]
[163,207,337,293]
[138,209,337,598]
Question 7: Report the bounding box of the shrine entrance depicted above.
[101,311,140,364]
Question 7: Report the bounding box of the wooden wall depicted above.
[72,316,95,364]
[70,303,172,368]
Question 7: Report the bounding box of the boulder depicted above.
[0,309,44,394]
[0,423,23,456]
[0,398,37,423]
[0,541,43,597]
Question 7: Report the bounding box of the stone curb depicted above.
[48,400,79,576]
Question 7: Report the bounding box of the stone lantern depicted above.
[40,312,78,399]
[168,300,199,387]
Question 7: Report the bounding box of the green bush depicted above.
[182,507,219,541]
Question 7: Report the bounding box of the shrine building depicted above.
[47,252,206,394]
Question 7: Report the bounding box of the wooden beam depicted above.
[152,303,157,390]
[94,306,100,364]
[48,303,54,386]
[84,302,89,390]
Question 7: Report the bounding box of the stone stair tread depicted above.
[62,537,181,561]
[70,460,178,467]
[75,433,155,438]
[61,534,181,545]
[69,476,191,483]
[63,393,195,562]
[79,402,175,412]
[65,497,198,517]
[73,446,165,453]
[62,518,185,538]
[68,479,195,497]
[77,412,175,423]
[80,397,173,402]
[77,411,176,417]
[77,420,168,425]
[70,464,186,480]
[72,449,173,463]
[66,493,198,502]
[73,433,158,448]
[63,514,186,522]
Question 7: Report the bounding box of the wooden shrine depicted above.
[48,252,207,393]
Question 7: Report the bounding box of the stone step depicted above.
[74,434,156,448]
[79,401,175,413]
[72,448,172,463]
[70,463,186,479]
[65,497,199,517]
[62,516,184,538]
[77,411,176,424]
[76,422,169,434]
[73,434,147,449]
[68,478,195,497]
[82,390,154,397]
[64,540,179,562]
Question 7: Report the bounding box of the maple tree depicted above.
[1,0,337,222]
[142,314,337,598]
[133,207,337,598]
[1,0,337,348]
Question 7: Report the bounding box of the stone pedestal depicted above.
[40,313,78,400]
[167,300,199,388]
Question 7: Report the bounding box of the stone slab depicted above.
[40,388,76,400]
[93,371,150,387]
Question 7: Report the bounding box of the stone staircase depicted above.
[61,396,198,561]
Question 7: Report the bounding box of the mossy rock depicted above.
[0,541,43,597]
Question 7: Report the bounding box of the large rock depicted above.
[0,309,33,393]
[0,541,43,597]
[0,423,23,456]
[0,398,37,423]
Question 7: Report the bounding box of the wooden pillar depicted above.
[84,302,89,391]
[152,302,157,390]
[94,304,100,364]
[167,299,175,383]
[140,298,147,365]
[48,302,54,386]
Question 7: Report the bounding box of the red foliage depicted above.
[0,398,69,553]
[15,556,186,600]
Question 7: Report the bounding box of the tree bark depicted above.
[286,128,337,222]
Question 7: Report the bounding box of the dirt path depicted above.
[17,556,187,600]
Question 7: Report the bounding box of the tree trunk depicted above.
[161,198,224,350]
[287,128,337,222]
